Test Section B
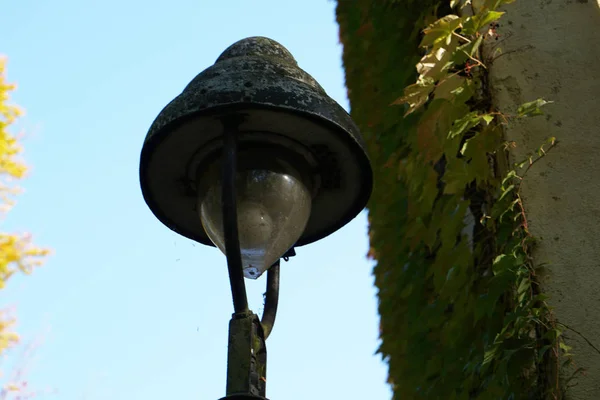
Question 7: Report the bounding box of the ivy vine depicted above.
[339,0,581,399]
[387,0,573,398]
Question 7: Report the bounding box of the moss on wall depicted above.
[335,0,448,395]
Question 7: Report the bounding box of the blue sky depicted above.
[1,1,391,399]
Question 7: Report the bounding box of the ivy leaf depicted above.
[483,345,499,366]
[460,124,500,156]
[419,167,440,219]
[417,38,458,81]
[517,98,553,117]
[420,15,462,48]
[463,124,503,184]
[488,270,516,312]
[416,99,455,163]
[478,11,505,27]
[437,103,470,160]
[448,112,482,139]
[464,144,490,182]
[434,75,466,100]
[482,114,494,124]
[483,0,516,10]
[559,342,572,352]
[461,17,477,36]
[534,136,557,156]
[475,293,493,322]
[501,170,519,187]
[492,254,511,275]
[405,215,429,250]
[392,76,435,116]
[463,11,504,35]
[453,35,483,65]
[497,184,515,203]
[443,158,471,194]
[439,198,470,251]
[400,283,414,299]
[517,278,530,303]
[439,80,475,111]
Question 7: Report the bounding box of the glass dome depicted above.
[197,150,312,279]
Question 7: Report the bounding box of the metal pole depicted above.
[221,117,249,314]
[261,261,280,339]
[220,115,268,400]
[222,312,267,398]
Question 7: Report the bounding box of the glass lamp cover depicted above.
[198,158,312,279]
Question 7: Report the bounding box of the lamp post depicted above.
[139,36,373,399]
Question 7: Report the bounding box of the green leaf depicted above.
[415,100,456,163]
[419,167,439,217]
[501,170,519,186]
[449,112,482,139]
[559,342,572,352]
[483,0,516,10]
[493,254,514,275]
[434,75,466,100]
[517,98,553,117]
[498,185,515,202]
[517,278,530,303]
[392,76,436,116]
[420,15,462,48]
[437,77,476,107]
[461,124,502,156]
[462,10,504,35]
[443,158,471,194]
[418,38,459,81]
[339,0,558,395]
[453,35,483,65]
[440,198,470,249]
[480,11,504,26]
[543,327,561,341]
[460,124,503,184]
[483,345,499,365]
[482,114,494,124]
[400,283,414,299]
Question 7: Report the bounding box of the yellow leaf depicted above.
[0,57,49,369]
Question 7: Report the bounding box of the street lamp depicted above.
[139,36,373,399]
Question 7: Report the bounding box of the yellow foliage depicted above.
[0,233,48,290]
[0,311,19,354]
[0,58,26,201]
[0,56,48,391]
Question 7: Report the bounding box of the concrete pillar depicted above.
[487,1,600,398]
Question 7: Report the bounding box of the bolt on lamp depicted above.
[139,36,373,399]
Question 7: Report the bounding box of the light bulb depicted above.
[197,155,312,279]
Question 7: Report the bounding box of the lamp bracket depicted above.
[282,247,296,262]
[224,312,267,399]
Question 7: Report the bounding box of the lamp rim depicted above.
[140,103,372,247]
